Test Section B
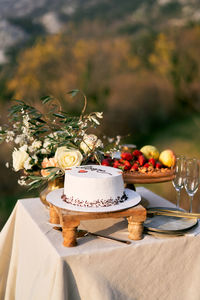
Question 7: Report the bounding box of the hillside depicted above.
[1,0,200,63]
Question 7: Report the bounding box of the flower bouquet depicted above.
[0,90,120,193]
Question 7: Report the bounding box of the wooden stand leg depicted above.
[62,220,80,247]
[127,217,144,240]
[49,204,60,224]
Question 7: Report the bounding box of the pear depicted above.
[159,149,176,167]
[140,145,159,160]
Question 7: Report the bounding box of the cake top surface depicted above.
[65,165,123,178]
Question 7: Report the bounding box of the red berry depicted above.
[119,158,125,163]
[138,155,146,166]
[144,163,150,168]
[156,162,162,169]
[133,149,143,157]
[101,159,111,166]
[148,158,156,167]
[113,160,120,168]
[121,152,133,161]
[123,160,132,170]
[131,163,139,171]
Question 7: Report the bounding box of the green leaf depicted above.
[34,128,49,134]
[40,96,54,104]
[52,113,66,119]
[28,175,43,180]
[67,89,80,98]
[94,151,104,165]
[34,117,46,124]
[13,99,26,105]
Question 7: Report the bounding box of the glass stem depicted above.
[176,190,181,208]
[189,196,193,213]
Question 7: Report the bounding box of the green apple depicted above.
[140,145,160,160]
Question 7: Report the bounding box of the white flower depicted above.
[18,176,27,186]
[5,131,15,142]
[32,154,38,164]
[116,135,121,146]
[15,135,25,145]
[24,157,33,170]
[13,123,19,129]
[55,146,83,170]
[32,140,42,149]
[40,148,49,154]
[80,134,103,154]
[29,140,42,152]
[23,114,30,127]
[108,137,114,143]
[22,126,29,135]
[5,162,9,168]
[95,139,104,148]
[19,145,28,152]
[43,139,51,149]
[12,149,29,172]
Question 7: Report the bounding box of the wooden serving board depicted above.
[123,168,175,184]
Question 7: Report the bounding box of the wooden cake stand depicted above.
[49,204,146,247]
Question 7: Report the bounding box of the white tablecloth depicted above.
[1,187,200,300]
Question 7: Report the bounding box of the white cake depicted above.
[61,165,127,208]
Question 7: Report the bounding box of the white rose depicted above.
[55,147,83,170]
[12,149,29,172]
[80,134,103,154]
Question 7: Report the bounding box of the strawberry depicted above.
[101,158,111,166]
[148,158,156,167]
[123,160,132,170]
[156,162,162,169]
[143,163,150,168]
[130,163,139,171]
[113,160,120,168]
[133,149,143,157]
[121,152,133,161]
[119,158,125,163]
[138,155,146,166]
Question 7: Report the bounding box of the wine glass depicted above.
[184,158,199,213]
[172,155,185,209]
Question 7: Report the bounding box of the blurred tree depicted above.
[149,28,200,113]
[149,33,174,77]
[7,34,138,113]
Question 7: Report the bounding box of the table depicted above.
[1,187,200,300]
